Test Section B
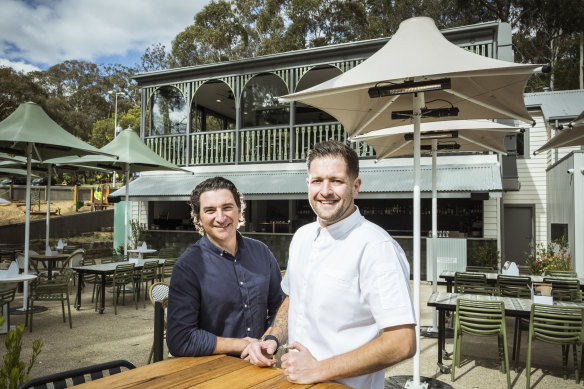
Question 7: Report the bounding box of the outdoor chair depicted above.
[157,247,176,259]
[151,297,168,364]
[158,258,177,282]
[110,263,136,315]
[26,270,73,331]
[136,260,159,308]
[17,359,136,389]
[451,298,510,389]
[524,304,584,388]
[15,250,41,275]
[64,248,85,286]
[454,272,496,295]
[0,285,17,331]
[148,282,169,364]
[80,256,98,302]
[545,270,578,278]
[543,277,581,302]
[466,266,496,273]
[497,274,532,370]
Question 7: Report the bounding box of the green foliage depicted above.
[0,322,43,389]
[527,237,572,275]
[129,219,147,249]
[471,241,500,269]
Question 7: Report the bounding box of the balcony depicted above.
[145,122,375,166]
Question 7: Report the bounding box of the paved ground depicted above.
[2,281,582,388]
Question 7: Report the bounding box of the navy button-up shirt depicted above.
[167,233,285,356]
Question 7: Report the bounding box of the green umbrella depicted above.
[60,128,190,256]
[0,102,116,309]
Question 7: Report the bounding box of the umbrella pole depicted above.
[124,164,130,257]
[431,140,438,332]
[411,92,423,388]
[22,142,32,311]
[45,164,52,255]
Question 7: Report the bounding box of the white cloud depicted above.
[0,0,209,69]
[0,58,41,73]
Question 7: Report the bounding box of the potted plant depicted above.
[0,317,42,389]
[526,236,571,275]
[470,241,500,270]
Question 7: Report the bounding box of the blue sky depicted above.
[0,0,211,72]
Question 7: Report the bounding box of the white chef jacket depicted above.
[282,207,415,389]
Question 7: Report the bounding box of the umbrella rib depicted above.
[457,134,506,154]
[353,95,400,137]
[32,143,44,163]
[445,89,529,123]
[378,141,412,159]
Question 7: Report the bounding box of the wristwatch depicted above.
[261,334,280,350]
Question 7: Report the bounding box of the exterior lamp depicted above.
[368,78,451,98]
[404,130,458,141]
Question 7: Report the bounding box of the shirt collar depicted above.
[313,206,363,240]
[201,231,244,259]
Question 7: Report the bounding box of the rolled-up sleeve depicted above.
[166,259,217,356]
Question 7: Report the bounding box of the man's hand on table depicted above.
[241,338,278,366]
[281,342,320,384]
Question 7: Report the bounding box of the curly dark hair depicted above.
[306,140,359,179]
[189,176,246,235]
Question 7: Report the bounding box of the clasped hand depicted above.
[243,341,320,384]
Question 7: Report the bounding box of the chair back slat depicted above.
[497,274,532,298]
[542,277,581,302]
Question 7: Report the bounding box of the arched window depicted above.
[192,81,236,132]
[241,74,289,128]
[149,86,187,135]
[295,65,341,124]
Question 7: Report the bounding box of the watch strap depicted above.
[261,334,280,350]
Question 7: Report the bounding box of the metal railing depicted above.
[146,122,375,166]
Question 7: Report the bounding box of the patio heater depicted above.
[368,78,457,389]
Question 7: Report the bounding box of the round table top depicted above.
[0,273,37,282]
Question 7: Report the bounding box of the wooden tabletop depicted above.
[73,355,349,388]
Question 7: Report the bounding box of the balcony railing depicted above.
[146,122,375,166]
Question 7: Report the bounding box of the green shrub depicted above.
[0,317,42,389]
[527,236,571,275]
[471,241,500,269]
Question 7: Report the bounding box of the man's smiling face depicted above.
[307,156,361,227]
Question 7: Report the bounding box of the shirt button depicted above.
[240,281,243,285]
[247,328,251,331]
[234,259,237,262]
[244,304,248,308]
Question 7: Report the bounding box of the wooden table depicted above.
[72,259,164,314]
[73,355,348,388]
[29,254,69,280]
[426,291,584,373]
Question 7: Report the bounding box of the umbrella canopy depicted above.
[0,101,116,310]
[281,17,538,137]
[0,167,37,177]
[352,119,522,159]
[60,128,190,256]
[280,17,538,387]
[535,109,584,154]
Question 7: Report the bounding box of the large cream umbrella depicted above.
[280,17,539,387]
[0,102,116,309]
[352,119,521,340]
[62,128,190,257]
[535,109,584,154]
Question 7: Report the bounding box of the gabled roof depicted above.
[524,89,584,122]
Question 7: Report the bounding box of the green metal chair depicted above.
[0,285,17,331]
[157,248,176,259]
[136,261,159,308]
[545,270,578,278]
[543,277,582,302]
[454,272,497,295]
[111,263,137,315]
[451,298,511,389]
[159,258,177,282]
[497,274,532,371]
[466,266,496,273]
[524,304,584,388]
[27,270,73,331]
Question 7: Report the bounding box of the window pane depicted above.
[242,74,289,127]
[150,86,187,135]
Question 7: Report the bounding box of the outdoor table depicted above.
[127,248,157,260]
[72,355,349,388]
[426,291,584,373]
[29,253,69,280]
[72,258,164,314]
[0,273,37,334]
[439,270,584,293]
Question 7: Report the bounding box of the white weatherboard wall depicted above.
[483,198,498,239]
[547,152,584,276]
[503,112,549,257]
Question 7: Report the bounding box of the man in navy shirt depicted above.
[167,176,285,356]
